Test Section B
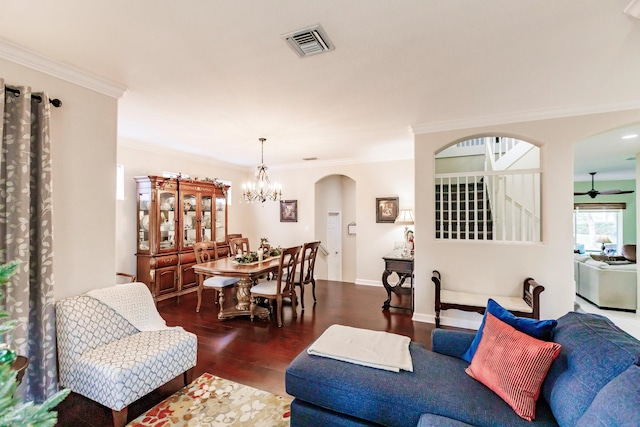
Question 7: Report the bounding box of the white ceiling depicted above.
[1,1,639,174]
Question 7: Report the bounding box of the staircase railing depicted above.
[435,168,541,242]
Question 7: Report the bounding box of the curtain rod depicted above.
[4,86,62,108]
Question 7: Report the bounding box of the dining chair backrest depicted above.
[227,233,243,241]
[300,241,321,283]
[230,237,250,255]
[193,241,219,264]
[275,245,302,296]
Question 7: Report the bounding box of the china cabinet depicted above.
[135,176,229,301]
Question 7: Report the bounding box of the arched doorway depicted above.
[314,174,356,282]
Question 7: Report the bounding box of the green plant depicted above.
[0,261,70,427]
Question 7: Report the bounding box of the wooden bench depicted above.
[431,270,545,327]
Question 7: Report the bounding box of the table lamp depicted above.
[395,209,415,255]
[596,234,611,254]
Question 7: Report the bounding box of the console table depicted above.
[381,250,414,311]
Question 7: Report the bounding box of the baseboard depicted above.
[354,279,382,287]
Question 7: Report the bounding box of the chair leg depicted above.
[276,295,283,327]
[292,290,298,319]
[196,281,204,312]
[112,407,128,427]
[298,283,305,310]
[250,296,256,321]
[311,278,317,302]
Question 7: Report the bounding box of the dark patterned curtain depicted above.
[0,78,58,402]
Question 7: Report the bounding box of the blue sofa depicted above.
[285,312,640,426]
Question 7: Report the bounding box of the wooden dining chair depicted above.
[193,241,239,312]
[249,245,301,327]
[294,241,321,310]
[115,272,136,283]
[230,237,250,255]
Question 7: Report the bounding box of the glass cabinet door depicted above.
[215,195,227,243]
[158,191,177,252]
[182,193,197,249]
[201,195,213,242]
[138,192,151,252]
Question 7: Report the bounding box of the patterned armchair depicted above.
[56,285,197,427]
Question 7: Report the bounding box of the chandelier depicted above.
[242,138,282,203]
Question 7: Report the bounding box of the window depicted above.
[574,206,624,253]
[116,164,125,201]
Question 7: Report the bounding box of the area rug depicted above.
[127,373,291,427]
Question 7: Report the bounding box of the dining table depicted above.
[193,255,281,320]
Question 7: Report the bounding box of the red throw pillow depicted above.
[465,313,562,421]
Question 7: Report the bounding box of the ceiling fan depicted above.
[574,172,635,199]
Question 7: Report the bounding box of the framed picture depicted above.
[376,197,399,223]
[280,200,298,222]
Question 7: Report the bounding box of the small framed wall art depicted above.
[376,197,399,223]
[280,200,298,222]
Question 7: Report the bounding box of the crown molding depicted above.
[411,100,640,135]
[0,38,127,99]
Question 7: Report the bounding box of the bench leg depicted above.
[184,367,194,386]
[112,407,128,427]
[435,309,441,328]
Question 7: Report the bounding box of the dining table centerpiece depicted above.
[233,246,283,264]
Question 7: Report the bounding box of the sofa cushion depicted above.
[286,342,558,427]
[465,314,561,421]
[461,298,557,363]
[585,259,609,268]
[417,414,475,427]
[575,365,640,427]
[542,312,640,427]
[291,399,378,427]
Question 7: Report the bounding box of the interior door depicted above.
[327,211,342,281]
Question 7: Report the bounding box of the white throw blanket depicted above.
[86,282,171,331]
[307,324,413,372]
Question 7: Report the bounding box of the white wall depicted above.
[116,140,252,275]
[1,59,119,300]
[414,109,640,329]
[248,160,414,285]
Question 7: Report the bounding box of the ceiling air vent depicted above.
[281,24,334,58]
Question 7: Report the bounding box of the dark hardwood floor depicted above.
[55,280,437,426]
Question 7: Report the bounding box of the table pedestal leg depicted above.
[218,277,269,320]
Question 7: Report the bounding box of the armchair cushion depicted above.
[75,329,196,411]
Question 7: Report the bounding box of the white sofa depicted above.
[56,283,197,427]
[574,254,637,312]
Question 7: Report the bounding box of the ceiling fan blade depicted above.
[573,192,590,196]
[598,190,635,195]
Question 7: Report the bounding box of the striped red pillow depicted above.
[465,313,562,421]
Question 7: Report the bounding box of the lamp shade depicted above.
[395,209,415,225]
[596,234,611,244]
